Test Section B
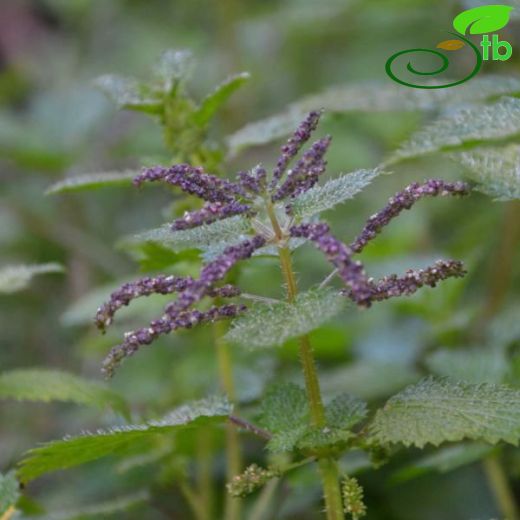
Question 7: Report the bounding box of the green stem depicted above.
[484,454,519,520]
[195,429,214,520]
[267,203,344,520]
[215,320,243,520]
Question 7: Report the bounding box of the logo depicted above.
[386,5,514,89]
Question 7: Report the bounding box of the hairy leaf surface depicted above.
[226,77,520,153]
[451,144,520,200]
[18,397,231,482]
[370,377,520,447]
[391,97,520,162]
[226,287,346,348]
[290,169,380,220]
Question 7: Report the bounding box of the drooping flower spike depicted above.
[99,236,265,377]
[102,303,247,378]
[349,179,468,254]
[290,179,469,307]
[97,111,470,376]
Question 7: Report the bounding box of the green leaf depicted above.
[370,377,520,447]
[259,383,309,452]
[192,72,250,127]
[28,491,149,520]
[0,369,129,417]
[425,347,508,384]
[0,471,19,516]
[390,97,520,163]
[45,171,138,195]
[18,396,231,482]
[226,76,520,154]
[325,394,367,430]
[94,75,162,114]
[153,49,194,93]
[391,442,493,483]
[451,144,520,200]
[0,263,64,294]
[453,5,513,35]
[290,169,380,220]
[226,287,346,348]
[120,215,252,255]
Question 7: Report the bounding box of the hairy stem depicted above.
[215,320,243,520]
[267,202,344,519]
[484,454,519,520]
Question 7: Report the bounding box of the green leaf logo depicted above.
[453,4,513,35]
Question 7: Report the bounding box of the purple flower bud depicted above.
[238,165,267,196]
[134,164,243,203]
[207,284,242,298]
[164,235,266,316]
[273,136,331,201]
[102,303,247,378]
[171,201,253,231]
[270,111,322,189]
[290,222,374,306]
[95,275,194,332]
[343,260,466,304]
[350,179,469,253]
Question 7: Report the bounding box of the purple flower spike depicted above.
[102,303,247,378]
[344,259,466,304]
[165,235,266,316]
[134,164,243,203]
[290,222,374,306]
[238,165,267,196]
[273,135,331,201]
[207,284,242,298]
[350,179,469,254]
[95,275,194,332]
[270,111,322,189]
[171,201,253,231]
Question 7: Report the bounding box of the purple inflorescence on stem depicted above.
[96,110,471,377]
[134,164,243,203]
[270,110,322,190]
[290,222,374,306]
[101,303,247,378]
[171,201,252,230]
[347,260,466,303]
[291,221,467,307]
[273,136,331,201]
[350,179,469,253]
[95,275,194,332]
[165,236,266,316]
[238,165,267,195]
[98,236,265,377]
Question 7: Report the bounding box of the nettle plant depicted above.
[3,49,520,520]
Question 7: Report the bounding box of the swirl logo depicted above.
[385,5,514,89]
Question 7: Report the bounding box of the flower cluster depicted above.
[226,464,279,498]
[350,179,468,253]
[342,476,367,520]
[96,110,470,376]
